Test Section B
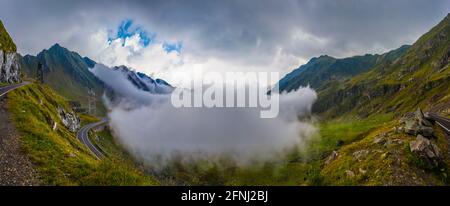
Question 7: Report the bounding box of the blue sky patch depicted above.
[163,41,183,54]
[108,19,155,47]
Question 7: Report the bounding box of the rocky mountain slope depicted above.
[277,45,410,92]
[278,14,449,120]
[314,14,450,118]
[112,65,174,94]
[20,44,104,114]
[0,20,21,84]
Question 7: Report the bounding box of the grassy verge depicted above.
[78,114,99,127]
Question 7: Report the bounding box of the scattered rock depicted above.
[409,134,441,167]
[325,151,339,165]
[373,135,386,145]
[352,150,369,161]
[345,170,355,178]
[384,139,403,147]
[359,168,367,175]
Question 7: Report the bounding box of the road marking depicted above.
[77,119,108,159]
[435,121,450,133]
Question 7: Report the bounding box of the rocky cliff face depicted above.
[0,50,21,83]
[57,106,80,132]
[0,21,21,84]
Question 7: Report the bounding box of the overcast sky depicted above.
[0,0,449,83]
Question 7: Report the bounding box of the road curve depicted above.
[0,82,30,97]
[77,118,108,159]
[427,113,450,135]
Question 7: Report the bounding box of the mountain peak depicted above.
[48,43,67,52]
[83,57,96,68]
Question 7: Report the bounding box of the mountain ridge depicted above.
[313,13,450,118]
[277,45,411,93]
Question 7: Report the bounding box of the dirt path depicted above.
[0,95,39,185]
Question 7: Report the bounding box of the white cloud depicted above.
[90,63,318,168]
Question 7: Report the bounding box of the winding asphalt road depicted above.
[0,82,30,98]
[427,113,450,135]
[76,118,108,159]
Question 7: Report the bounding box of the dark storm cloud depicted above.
[0,0,449,70]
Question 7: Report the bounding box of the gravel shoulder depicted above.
[0,94,40,186]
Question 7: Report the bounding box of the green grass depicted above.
[78,114,99,127]
[314,14,450,119]
[305,114,394,161]
[0,20,16,52]
[7,83,158,185]
[319,116,450,186]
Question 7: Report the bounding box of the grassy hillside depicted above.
[277,45,410,93]
[20,44,106,115]
[307,14,450,185]
[315,14,450,119]
[0,20,16,53]
[319,117,449,185]
[7,83,157,185]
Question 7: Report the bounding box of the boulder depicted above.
[352,150,369,161]
[57,106,80,132]
[402,108,434,137]
[418,125,434,137]
[325,151,338,165]
[384,139,403,146]
[409,134,441,167]
[404,118,420,135]
[373,135,386,145]
[415,108,432,127]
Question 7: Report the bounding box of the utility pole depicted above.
[88,88,96,116]
[37,63,44,84]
